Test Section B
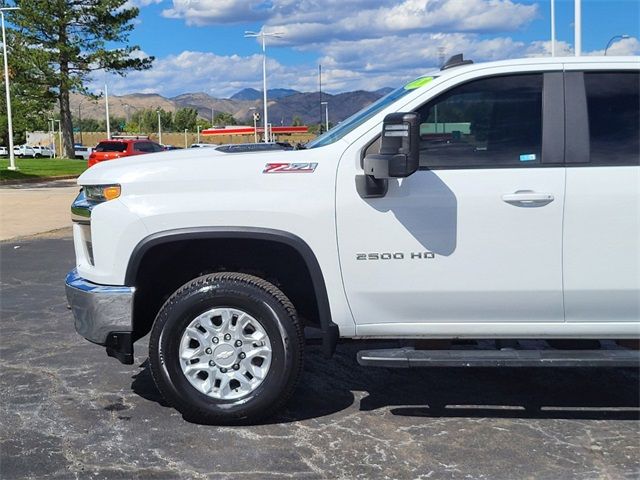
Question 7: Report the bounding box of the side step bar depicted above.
[357,348,640,368]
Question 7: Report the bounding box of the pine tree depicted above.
[8,0,153,157]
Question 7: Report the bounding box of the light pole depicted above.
[244,27,283,143]
[249,107,258,142]
[210,105,215,126]
[104,83,111,139]
[184,128,188,149]
[156,109,162,145]
[1,7,20,171]
[605,34,630,55]
[575,0,582,56]
[550,0,556,56]
[78,99,84,145]
[321,101,329,132]
[196,125,201,144]
[50,119,61,157]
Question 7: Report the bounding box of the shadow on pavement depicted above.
[130,343,640,423]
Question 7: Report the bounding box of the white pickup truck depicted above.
[66,55,639,424]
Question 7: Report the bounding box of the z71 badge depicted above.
[263,163,318,174]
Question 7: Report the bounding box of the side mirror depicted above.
[364,112,420,179]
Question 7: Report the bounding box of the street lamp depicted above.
[244,27,283,143]
[605,34,630,55]
[321,101,329,132]
[249,107,258,143]
[78,98,84,145]
[550,0,556,56]
[156,109,162,145]
[196,124,201,144]
[49,119,61,157]
[104,83,111,139]
[184,128,188,149]
[1,6,20,171]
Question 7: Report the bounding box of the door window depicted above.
[415,74,543,169]
[584,72,639,166]
[134,142,154,153]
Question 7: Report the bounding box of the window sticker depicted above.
[519,153,536,162]
[404,77,434,90]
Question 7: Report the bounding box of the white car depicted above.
[74,146,94,160]
[32,145,54,158]
[14,145,36,158]
[66,55,639,424]
[0,146,8,156]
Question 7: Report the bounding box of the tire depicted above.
[149,272,304,425]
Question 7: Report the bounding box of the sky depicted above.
[97,0,640,98]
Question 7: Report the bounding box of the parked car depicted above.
[0,146,8,157]
[87,138,164,167]
[66,55,639,424]
[32,145,54,158]
[74,145,94,161]
[13,145,37,158]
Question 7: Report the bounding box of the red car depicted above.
[88,138,164,167]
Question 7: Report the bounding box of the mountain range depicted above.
[69,87,396,126]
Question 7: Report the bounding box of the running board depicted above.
[357,348,640,368]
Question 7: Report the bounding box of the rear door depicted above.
[563,68,640,323]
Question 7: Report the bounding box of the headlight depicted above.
[84,184,121,202]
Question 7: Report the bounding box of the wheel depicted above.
[149,272,304,424]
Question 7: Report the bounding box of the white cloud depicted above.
[124,0,163,8]
[162,0,273,26]
[163,0,537,38]
[93,32,640,98]
[587,37,640,56]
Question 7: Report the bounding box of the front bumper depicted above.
[65,269,135,364]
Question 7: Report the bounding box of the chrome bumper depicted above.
[65,269,135,345]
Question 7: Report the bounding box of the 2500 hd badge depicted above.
[356,251,436,260]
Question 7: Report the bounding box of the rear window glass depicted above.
[585,72,639,166]
[95,142,127,153]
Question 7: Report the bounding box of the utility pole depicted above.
[249,107,258,142]
[575,0,582,56]
[245,28,283,143]
[1,7,20,171]
[78,100,84,145]
[321,101,329,132]
[550,0,556,56]
[318,64,323,133]
[157,109,162,145]
[105,84,111,139]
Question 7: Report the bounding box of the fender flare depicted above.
[125,227,339,357]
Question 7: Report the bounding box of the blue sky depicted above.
[101,0,640,97]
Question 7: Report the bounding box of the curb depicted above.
[0,175,79,186]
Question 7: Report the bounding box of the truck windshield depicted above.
[306,75,436,149]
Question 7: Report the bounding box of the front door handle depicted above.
[502,191,554,207]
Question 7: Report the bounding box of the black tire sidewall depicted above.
[152,278,300,422]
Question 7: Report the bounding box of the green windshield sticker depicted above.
[404,76,434,90]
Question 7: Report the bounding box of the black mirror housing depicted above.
[364,112,420,179]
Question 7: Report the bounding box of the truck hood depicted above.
[77,147,317,187]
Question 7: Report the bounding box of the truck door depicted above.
[336,72,567,334]
[563,70,640,324]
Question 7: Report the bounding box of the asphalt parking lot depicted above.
[1,232,639,480]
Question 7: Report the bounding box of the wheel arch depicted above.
[125,227,339,357]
